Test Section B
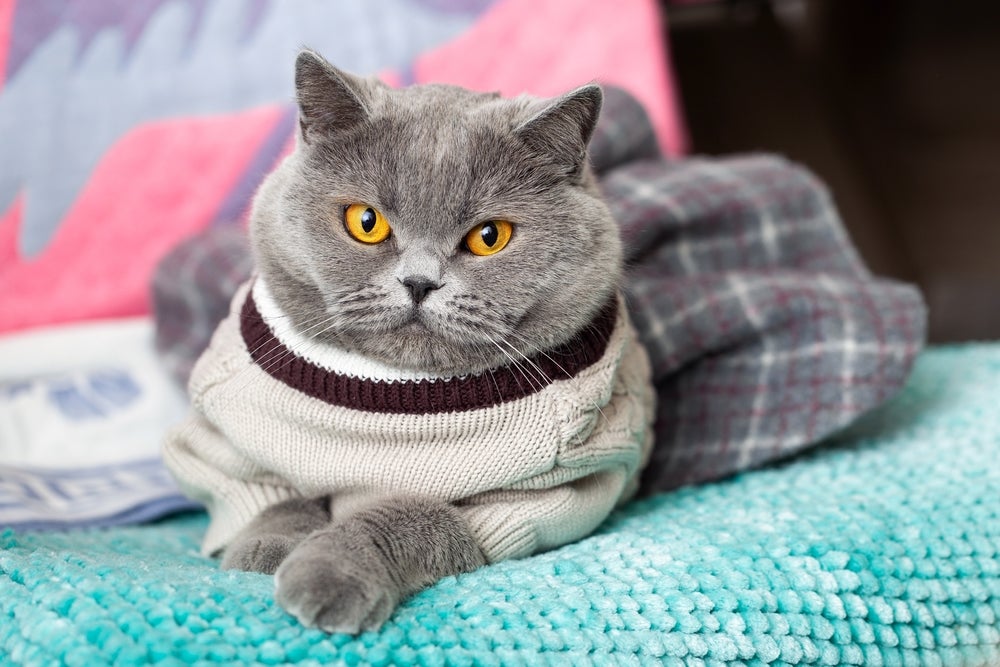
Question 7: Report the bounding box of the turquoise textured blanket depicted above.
[2,345,999,666]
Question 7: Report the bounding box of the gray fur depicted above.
[224,493,484,633]
[226,48,621,633]
[250,48,622,376]
[221,496,331,574]
[274,496,485,634]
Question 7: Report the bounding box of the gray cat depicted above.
[164,48,654,634]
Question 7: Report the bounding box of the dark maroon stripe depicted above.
[239,292,617,415]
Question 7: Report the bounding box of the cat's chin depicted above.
[346,311,507,377]
[347,327,504,378]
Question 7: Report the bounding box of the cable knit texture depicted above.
[162,280,656,560]
[2,344,998,665]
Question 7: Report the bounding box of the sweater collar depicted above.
[239,282,618,415]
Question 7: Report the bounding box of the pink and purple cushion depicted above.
[0,0,685,335]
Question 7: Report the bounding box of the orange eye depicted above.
[344,204,391,244]
[464,220,513,256]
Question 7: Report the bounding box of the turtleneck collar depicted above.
[239,279,618,415]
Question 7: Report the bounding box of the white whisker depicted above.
[505,329,612,429]
[482,334,541,394]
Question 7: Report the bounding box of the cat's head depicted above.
[250,49,622,376]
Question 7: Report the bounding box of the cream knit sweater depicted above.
[163,279,655,562]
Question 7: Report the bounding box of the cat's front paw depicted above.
[221,534,297,574]
[274,540,397,634]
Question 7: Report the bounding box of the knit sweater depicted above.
[163,279,656,562]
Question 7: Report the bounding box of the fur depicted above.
[250,48,621,376]
[224,48,622,633]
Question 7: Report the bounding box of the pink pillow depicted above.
[0,0,684,335]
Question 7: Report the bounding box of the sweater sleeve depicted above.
[456,312,656,563]
[456,466,634,562]
[163,414,298,556]
[162,282,299,556]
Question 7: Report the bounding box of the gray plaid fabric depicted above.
[152,87,926,493]
[151,226,255,385]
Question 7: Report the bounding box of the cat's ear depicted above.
[515,84,603,179]
[295,49,369,143]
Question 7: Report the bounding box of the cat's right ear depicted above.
[295,49,369,143]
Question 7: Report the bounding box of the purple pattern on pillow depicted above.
[0,0,487,257]
[410,0,498,13]
[7,0,209,80]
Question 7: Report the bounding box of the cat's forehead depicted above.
[377,83,529,133]
[358,88,538,204]
[391,82,502,106]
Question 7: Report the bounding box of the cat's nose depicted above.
[401,276,442,305]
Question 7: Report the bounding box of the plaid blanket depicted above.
[153,87,926,493]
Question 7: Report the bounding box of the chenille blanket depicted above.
[4,343,998,665]
[153,87,926,493]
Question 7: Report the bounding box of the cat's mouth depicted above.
[337,301,519,375]
[392,308,495,364]
[394,308,442,338]
[398,317,430,334]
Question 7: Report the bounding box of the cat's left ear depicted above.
[515,84,603,180]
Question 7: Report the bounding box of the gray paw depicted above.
[274,546,397,634]
[221,534,297,574]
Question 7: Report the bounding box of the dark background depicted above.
[664,0,1000,342]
